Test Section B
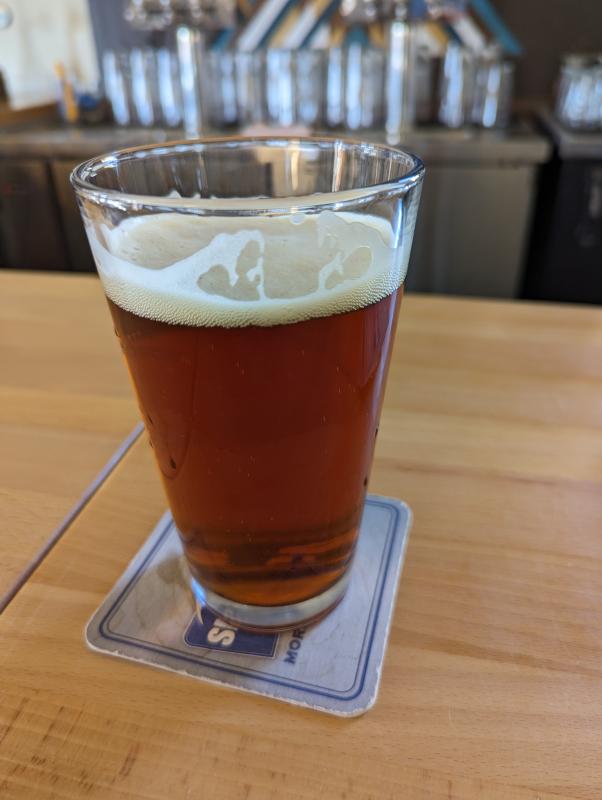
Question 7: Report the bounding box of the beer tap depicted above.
[124,1,236,138]
[338,0,419,140]
[124,0,235,31]
[383,0,416,142]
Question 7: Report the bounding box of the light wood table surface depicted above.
[0,271,140,608]
[2,292,602,799]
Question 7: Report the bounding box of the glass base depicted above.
[190,571,351,632]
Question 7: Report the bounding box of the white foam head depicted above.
[87,210,409,327]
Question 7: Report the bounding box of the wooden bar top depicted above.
[2,289,602,799]
[0,271,139,607]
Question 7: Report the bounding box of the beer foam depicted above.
[88,210,407,327]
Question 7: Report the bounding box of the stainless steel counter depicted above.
[537,110,602,160]
[0,121,552,298]
[0,125,171,159]
[0,121,550,164]
[360,122,550,166]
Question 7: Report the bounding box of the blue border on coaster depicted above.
[96,498,401,704]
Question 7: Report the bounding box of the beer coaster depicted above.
[86,496,411,717]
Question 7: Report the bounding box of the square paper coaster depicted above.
[86,495,411,717]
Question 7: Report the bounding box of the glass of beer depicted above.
[72,138,424,630]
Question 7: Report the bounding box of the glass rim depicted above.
[71,135,425,216]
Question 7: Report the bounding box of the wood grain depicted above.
[2,293,602,799]
[0,271,139,606]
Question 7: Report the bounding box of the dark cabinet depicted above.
[523,158,602,303]
[50,160,96,273]
[523,114,602,304]
[0,160,69,270]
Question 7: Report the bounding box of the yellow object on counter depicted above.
[54,61,78,123]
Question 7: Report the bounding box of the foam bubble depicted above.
[88,210,407,328]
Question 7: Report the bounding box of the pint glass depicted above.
[72,138,424,629]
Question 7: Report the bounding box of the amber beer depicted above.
[108,286,401,609]
[72,137,423,629]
